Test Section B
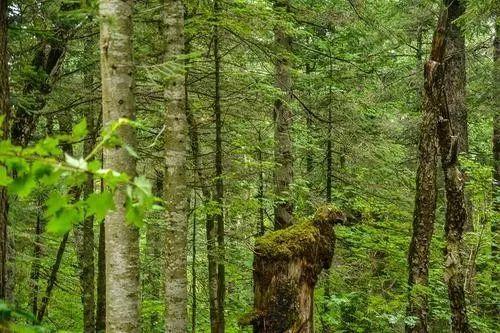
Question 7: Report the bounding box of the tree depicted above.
[163,0,189,331]
[0,0,11,304]
[99,0,140,331]
[273,0,294,230]
[406,10,446,333]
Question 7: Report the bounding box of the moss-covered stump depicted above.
[248,206,345,333]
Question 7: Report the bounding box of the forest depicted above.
[0,0,498,332]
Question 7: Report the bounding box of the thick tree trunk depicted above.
[0,0,10,303]
[273,0,294,230]
[406,11,447,333]
[213,1,225,331]
[163,0,189,331]
[245,207,344,333]
[99,0,140,332]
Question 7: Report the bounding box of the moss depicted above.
[255,205,344,260]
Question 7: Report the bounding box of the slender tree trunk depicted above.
[74,45,97,333]
[257,131,265,237]
[321,52,334,333]
[163,0,189,330]
[213,1,225,331]
[273,0,294,230]
[191,195,197,333]
[0,0,10,304]
[37,231,71,322]
[95,221,106,332]
[99,0,140,331]
[443,0,467,153]
[183,37,219,333]
[406,11,447,333]
[437,73,471,333]
[30,203,43,321]
[492,12,499,282]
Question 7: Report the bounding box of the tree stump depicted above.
[244,206,345,333]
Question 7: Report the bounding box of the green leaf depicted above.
[45,192,68,217]
[8,173,35,197]
[46,206,80,235]
[86,191,115,222]
[65,153,88,170]
[125,197,144,227]
[72,118,88,139]
[0,166,12,186]
[124,144,139,158]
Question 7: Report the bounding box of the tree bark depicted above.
[213,1,225,331]
[245,207,344,333]
[406,10,447,333]
[163,0,189,331]
[492,11,499,281]
[0,0,10,303]
[95,221,106,332]
[99,0,140,332]
[273,0,294,230]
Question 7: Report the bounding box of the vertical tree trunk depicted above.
[437,73,471,333]
[257,130,265,237]
[438,1,470,330]
[443,0,467,153]
[184,37,219,332]
[191,195,197,333]
[0,0,10,303]
[163,0,189,331]
[30,203,43,321]
[95,221,106,332]
[406,11,447,333]
[99,0,140,331]
[492,12,499,278]
[74,44,97,333]
[213,1,225,331]
[273,0,294,230]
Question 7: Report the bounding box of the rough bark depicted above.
[273,0,294,230]
[99,0,140,332]
[438,2,470,330]
[406,11,447,333]
[245,207,345,333]
[492,12,499,278]
[163,0,189,331]
[95,221,106,332]
[443,0,467,153]
[0,0,10,302]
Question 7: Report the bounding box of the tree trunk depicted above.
[0,0,10,303]
[74,44,97,333]
[406,11,447,333]
[245,207,344,333]
[273,0,294,230]
[492,11,499,281]
[99,0,140,331]
[184,38,219,333]
[95,221,106,332]
[163,0,189,330]
[213,1,225,331]
[443,0,467,153]
[30,202,43,321]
